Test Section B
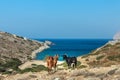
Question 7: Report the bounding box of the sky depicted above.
[0,0,120,39]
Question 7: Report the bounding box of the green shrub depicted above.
[77,61,81,66]
[103,44,112,48]
[96,55,105,60]
[16,36,24,39]
[19,65,47,73]
[116,46,120,49]
[60,61,81,68]
[0,58,22,74]
[60,62,67,67]
[78,65,87,68]
[27,56,32,60]
[3,71,12,74]
[92,51,101,55]
[115,42,120,45]
[107,54,120,61]
[85,58,89,61]
[2,58,22,71]
[31,64,37,67]
[0,66,6,72]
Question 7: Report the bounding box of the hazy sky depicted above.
[0,0,120,39]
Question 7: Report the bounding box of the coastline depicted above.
[19,42,51,70]
[31,42,50,59]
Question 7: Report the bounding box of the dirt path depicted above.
[19,60,64,70]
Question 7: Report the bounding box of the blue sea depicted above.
[35,39,110,61]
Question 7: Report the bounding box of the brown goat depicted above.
[46,55,59,73]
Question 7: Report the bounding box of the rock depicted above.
[107,68,117,75]
[84,77,101,80]
[67,77,75,80]
[50,75,66,80]
[107,40,118,45]
[70,69,88,76]
[29,75,37,78]
[103,76,120,80]
[84,72,95,77]
[115,68,120,75]
[53,77,61,80]
[0,76,5,80]
[113,32,120,40]
[95,73,107,80]
[45,40,52,45]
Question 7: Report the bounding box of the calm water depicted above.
[35,39,110,61]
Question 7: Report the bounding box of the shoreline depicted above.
[31,42,50,59]
[19,42,52,70]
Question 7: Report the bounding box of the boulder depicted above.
[113,32,120,40]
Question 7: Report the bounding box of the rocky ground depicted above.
[0,64,120,80]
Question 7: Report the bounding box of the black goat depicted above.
[63,54,77,68]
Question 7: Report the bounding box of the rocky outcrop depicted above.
[113,32,120,41]
[0,31,48,63]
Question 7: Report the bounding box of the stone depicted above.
[113,32,120,40]
[107,68,117,75]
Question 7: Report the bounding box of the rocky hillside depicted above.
[0,31,46,63]
[78,40,120,67]
[1,61,120,80]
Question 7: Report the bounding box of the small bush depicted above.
[78,65,87,68]
[27,56,32,60]
[3,71,12,74]
[61,62,68,68]
[85,59,89,61]
[96,55,105,60]
[77,61,81,66]
[60,61,81,68]
[92,51,100,55]
[107,54,120,61]
[88,60,101,67]
[102,44,112,49]
[16,36,24,39]
[116,46,120,49]
[31,64,37,67]
[1,58,22,71]
[19,65,47,73]
[0,58,22,74]
[0,67,6,72]
[115,42,120,45]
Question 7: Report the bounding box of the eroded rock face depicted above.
[113,32,120,40]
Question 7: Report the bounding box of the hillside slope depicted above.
[0,31,47,63]
[78,40,120,67]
